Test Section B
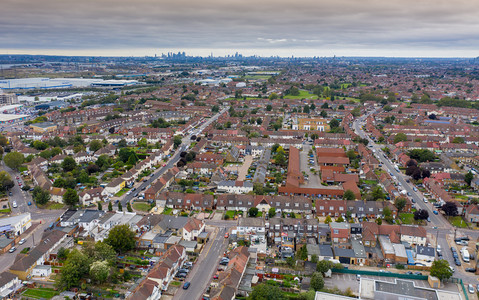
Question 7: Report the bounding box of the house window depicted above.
[229,200,233,204]
[333,229,339,234]
[238,201,242,205]
[319,206,324,210]
[305,203,309,208]
[286,203,290,207]
[276,202,280,206]
[330,206,334,210]
[359,207,364,211]
[186,200,191,204]
[295,203,299,207]
[339,207,344,211]
[369,208,373,212]
[248,202,252,205]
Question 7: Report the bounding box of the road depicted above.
[120,107,228,207]
[353,108,479,285]
[173,226,229,300]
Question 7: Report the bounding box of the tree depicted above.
[414,209,429,220]
[63,189,79,206]
[394,197,407,213]
[118,139,127,148]
[32,186,50,205]
[344,189,356,200]
[118,202,123,211]
[465,171,474,186]
[268,207,276,218]
[393,133,408,144]
[0,171,14,191]
[329,119,340,129]
[408,149,435,163]
[336,216,344,223]
[62,156,77,172]
[371,186,385,200]
[324,215,332,224]
[346,149,356,160]
[108,201,113,212]
[89,140,103,152]
[442,201,458,216]
[249,283,286,300]
[56,249,90,290]
[248,207,259,217]
[430,259,453,281]
[57,247,70,260]
[310,272,325,291]
[320,110,327,118]
[173,135,182,149]
[105,224,136,253]
[298,245,308,261]
[98,202,102,211]
[127,202,133,212]
[316,260,333,273]
[90,260,110,283]
[338,104,345,110]
[376,218,383,225]
[303,105,310,114]
[311,255,318,263]
[4,152,24,170]
[452,137,464,144]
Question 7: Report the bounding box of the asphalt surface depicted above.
[173,226,229,300]
[353,109,479,285]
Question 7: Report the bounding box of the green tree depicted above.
[89,140,103,152]
[108,201,113,211]
[465,171,474,186]
[137,138,148,148]
[320,110,327,118]
[212,105,219,113]
[118,202,123,211]
[316,259,333,273]
[57,247,70,260]
[56,249,90,290]
[394,197,407,213]
[298,245,308,260]
[372,186,385,200]
[311,254,318,263]
[173,135,182,149]
[452,137,464,144]
[0,171,14,191]
[269,93,278,100]
[98,202,102,211]
[346,149,356,160]
[105,224,136,253]
[266,104,273,111]
[343,189,356,200]
[324,215,332,224]
[303,105,310,114]
[336,216,345,223]
[63,188,79,206]
[329,119,340,129]
[32,186,51,205]
[62,156,77,172]
[351,107,361,117]
[408,149,436,163]
[310,272,325,291]
[248,283,286,300]
[274,151,286,166]
[90,260,110,283]
[127,202,133,212]
[268,207,276,218]
[4,152,24,170]
[430,259,453,281]
[393,133,408,144]
[248,207,259,217]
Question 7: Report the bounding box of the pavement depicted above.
[173,226,229,300]
[299,145,323,188]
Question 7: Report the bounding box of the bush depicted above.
[395,264,405,269]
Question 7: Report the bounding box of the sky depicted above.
[1,0,479,57]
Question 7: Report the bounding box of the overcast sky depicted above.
[1,0,479,57]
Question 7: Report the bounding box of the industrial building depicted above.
[0,91,19,106]
[0,78,141,90]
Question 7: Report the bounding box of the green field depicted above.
[225,210,237,219]
[132,202,151,212]
[449,216,468,228]
[283,90,318,100]
[22,288,59,299]
[162,207,173,215]
[114,188,130,197]
[399,213,415,225]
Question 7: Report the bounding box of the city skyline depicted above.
[1,0,479,58]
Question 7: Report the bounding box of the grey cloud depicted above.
[1,0,479,56]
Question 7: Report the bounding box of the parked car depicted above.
[433,211,438,215]
[27,201,32,206]
[12,202,17,208]
[184,262,193,268]
[8,247,16,253]
[455,258,462,266]
[465,268,476,273]
[19,238,26,245]
[178,268,189,274]
[183,282,191,290]
[406,271,413,275]
[468,284,474,294]
[356,274,361,281]
[414,272,422,276]
[176,273,187,278]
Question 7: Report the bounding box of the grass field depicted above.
[22,288,59,299]
[162,207,173,215]
[399,213,415,225]
[225,210,236,219]
[283,90,318,100]
[38,202,65,210]
[449,216,468,228]
[133,202,151,212]
[115,188,130,197]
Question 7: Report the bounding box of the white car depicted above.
[12,201,17,208]
[19,238,26,245]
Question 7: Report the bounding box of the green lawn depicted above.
[115,188,130,197]
[449,216,468,228]
[162,207,173,215]
[400,213,415,225]
[132,202,151,212]
[225,210,236,219]
[283,90,318,100]
[19,166,28,172]
[22,288,59,299]
[38,202,65,210]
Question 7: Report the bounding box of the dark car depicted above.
[27,201,32,206]
[183,282,190,290]
[465,268,476,273]
[414,272,422,276]
[406,271,413,275]
[455,259,462,266]
[176,272,187,278]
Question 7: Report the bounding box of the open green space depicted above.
[114,188,130,197]
[22,288,59,299]
[283,90,318,100]
[162,207,173,215]
[132,202,151,212]
[399,213,415,225]
[449,216,468,228]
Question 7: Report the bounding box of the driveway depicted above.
[299,145,322,188]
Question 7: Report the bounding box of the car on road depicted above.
[224,233,229,238]
[423,198,428,203]
[427,217,431,222]
[27,201,32,206]
[433,211,438,215]
[8,247,16,253]
[8,192,12,196]
[19,238,26,245]
[12,201,17,208]
[468,284,474,294]
[183,282,190,290]
[411,199,416,203]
